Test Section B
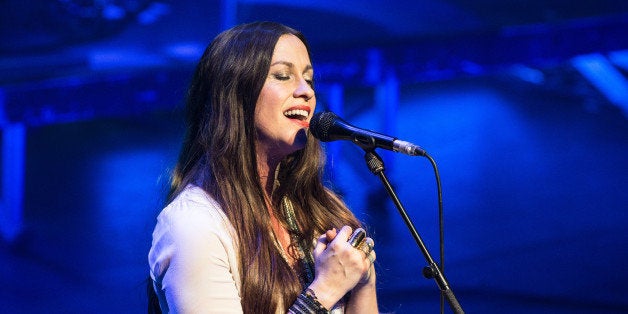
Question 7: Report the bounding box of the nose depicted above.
[294,78,315,101]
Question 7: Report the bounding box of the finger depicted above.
[365,237,374,252]
[361,252,376,284]
[325,228,338,242]
[357,237,374,257]
[333,225,353,243]
[313,233,328,257]
[367,249,376,264]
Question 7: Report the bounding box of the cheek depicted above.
[258,81,284,101]
[257,84,290,114]
[254,98,282,138]
[255,89,274,122]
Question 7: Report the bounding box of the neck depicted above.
[257,153,280,200]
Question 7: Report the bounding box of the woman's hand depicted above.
[307,226,376,309]
[327,227,376,285]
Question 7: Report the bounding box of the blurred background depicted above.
[1,0,628,313]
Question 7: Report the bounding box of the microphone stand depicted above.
[362,149,464,314]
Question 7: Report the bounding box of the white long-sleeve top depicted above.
[148,185,243,313]
[148,184,346,313]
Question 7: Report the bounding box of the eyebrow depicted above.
[270,61,313,73]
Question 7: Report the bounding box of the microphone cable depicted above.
[425,153,446,314]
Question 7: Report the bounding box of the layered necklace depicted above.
[280,196,315,287]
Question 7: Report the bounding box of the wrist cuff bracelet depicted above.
[288,288,329,314]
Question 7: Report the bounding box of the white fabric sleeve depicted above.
[148,188,243,314]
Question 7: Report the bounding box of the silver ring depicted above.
[348,228,366,248]
[358,237,374,257]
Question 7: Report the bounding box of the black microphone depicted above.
[310,111,426,157]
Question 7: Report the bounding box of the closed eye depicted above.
[273,73,290,81]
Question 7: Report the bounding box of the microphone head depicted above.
[310,111,338,142]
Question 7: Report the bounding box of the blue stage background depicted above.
[1,1,627,313]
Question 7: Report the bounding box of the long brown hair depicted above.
[168,21,360,313]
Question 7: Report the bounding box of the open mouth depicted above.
[283,109,309,121]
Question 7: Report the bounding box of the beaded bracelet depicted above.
[287,288,329,314]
